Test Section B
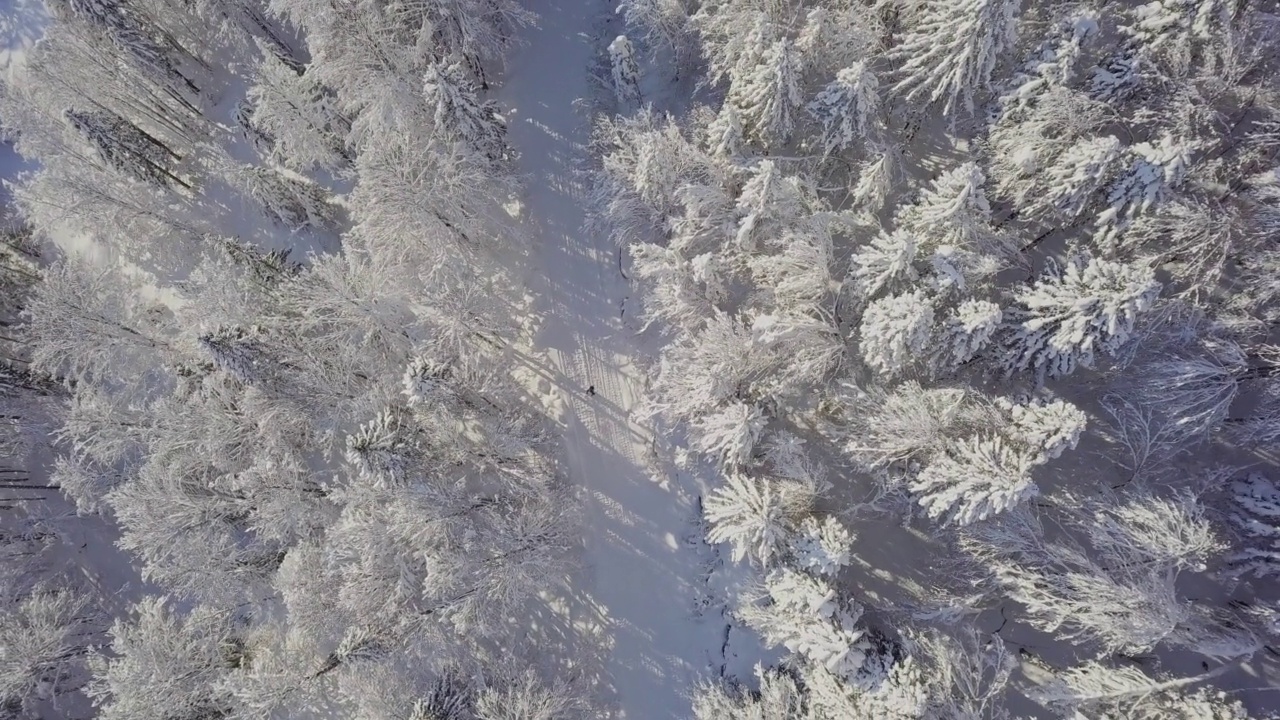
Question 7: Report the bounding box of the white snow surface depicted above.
[496,1,759,715]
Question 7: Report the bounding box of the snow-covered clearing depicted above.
[496,1,758,715]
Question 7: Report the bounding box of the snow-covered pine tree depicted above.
[218,237,301,288]
[704,472,806,567]
[344,409,411,487]
[890,0,1021,120]
[23,258,174,388]
[788,515,852,577]
[968,498,1251,658]
[849,229,918,300]
[232,99,275,158]
[608,35,643,108]
[998,397,1088,463]
[247,50,350,172]
[401,355,455,407]
[933,299,1003,373]
[849,144,905,213]
[1122,0,1243,79]
[629,243,721,332]
[1027,134,1125,224]
[237,164,335,231]
[807,62,881,157]
[197,325,267,385]
[858,289,935,377]
[46,0,203,95]
[0,585,97,718]
[63,109,187,190]
[910,434,1039,525]
[422,61,508,163]
[692,400,768,470]
[1095,133,1194,246]
[616,0,697,77]
[691,664,805,720]
[738,569,880,684]
[649,309,760,426]
[802,653,928,720]
[999,13,1099,116]
[1000,252,1161,380]
[1132,334,1277,443]
[706,102,747,159]
[729,38,805,147]
[910,629,1014,720]
[1031,660,1250,719]
[87,597,236,720]
[895,162,994,254]
[842,382,993,470]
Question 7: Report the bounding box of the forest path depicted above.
[496,1,729,716]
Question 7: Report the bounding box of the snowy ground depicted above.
[496,1,763,715]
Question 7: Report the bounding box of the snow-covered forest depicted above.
[3,0,1280,717]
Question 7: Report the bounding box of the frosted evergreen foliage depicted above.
[87,598,231,720]
[1033,661,1253,719]
[649,310,757,426]
[0,587,94,716]
[629,243,718,331]
[1000,397,1088,462]
[422,62,508,163]
[64,109,181,188]
[407,673,474,720]
[1125,0,1236,76]
[1091,490,1223,573]
[1002,253,1161,379]
[196,326,262,385]
[691,665,804,720]
[47,0,197,94]
[891,0,1021,118]
[730,39,804,146]
[850,146,903,213]
[232,99,274,157]
[248,51,349,172]
[608,35,642,107]
[1035,135,1125,222]
[1227,473,1280,578]
[803,656,928,720]
[850,230,918,299]
[706,103,746,159]
[1002,13,1099,113]
[704,473,798,566]
[807,62,881,156]
[402,356,454,406]
[692,400,768,470]
[789,515,852,577]
[344,410,409,487]
[1090,51,1145,103]
[897,162,992,252]
[239,165,334,231]
[735,161,808,242]
[740,569,876,683]
[971,501,1242,657]
[1096,134,1193,245]
[911,435,1039,525]
[935,299,1003,371]
[859,290,934,377]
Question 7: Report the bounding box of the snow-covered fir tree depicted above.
[608,35,642,108]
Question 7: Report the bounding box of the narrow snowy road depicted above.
[496,2,730,717]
